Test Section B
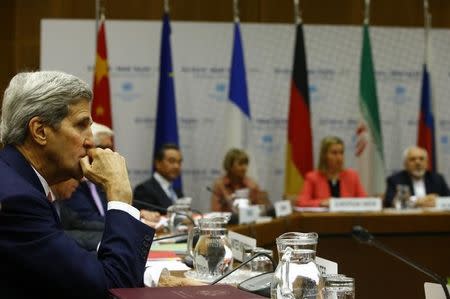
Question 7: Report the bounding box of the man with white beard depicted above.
[384,146,450,207]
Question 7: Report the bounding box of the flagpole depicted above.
[233,0,240,23]
[95,0,100,48]
[293,0,302,25]
[363,0,370,25]
[164,0,169,14]
[95,0,99,32]
[423,0,431,64]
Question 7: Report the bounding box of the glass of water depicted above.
[322,274,355,299]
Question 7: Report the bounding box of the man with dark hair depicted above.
[133,143,183,216]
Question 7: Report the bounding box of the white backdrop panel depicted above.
[41,20,450,212]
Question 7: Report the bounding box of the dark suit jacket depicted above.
[55,201,105,251]
[384,170,450,207]
[62,180,108,222]
[133,175,183,214]
[0,145,154,299]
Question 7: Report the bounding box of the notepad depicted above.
[150,242,187,254]
[148,250,179,261]
[110,284,266,299]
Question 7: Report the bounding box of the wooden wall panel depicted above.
[0,0,16,93]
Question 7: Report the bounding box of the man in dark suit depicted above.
[133,144,183,217]
[63,179,108,222]
[384,146,450,207]
[0,71,155,298]
[51,178,104,251]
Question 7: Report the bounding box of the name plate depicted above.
[436,197,450,210]
[274,200,293,217]
[228,231,257,262]
[424,282,450,299]
[239,206,260,224]
[329,197,382,212]
[315,256,338,275]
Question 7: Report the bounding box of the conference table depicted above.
[228,210,450,299]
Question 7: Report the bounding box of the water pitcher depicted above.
[167,198,193,234]
[187,216,233,280]
[271,232,323,299]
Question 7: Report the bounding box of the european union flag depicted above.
[154,13,182,190]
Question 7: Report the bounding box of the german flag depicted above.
[92,16,112,129]
[284,23,313,196]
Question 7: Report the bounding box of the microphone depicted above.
[133,199,204,218]
[133,199,168,213]
[153,233,188,242]
[205,186,239,225]
[210,252,276,298]
[133,199,196,225]
[352,225,450,299]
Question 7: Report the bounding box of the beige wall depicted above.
[2,0,450,94]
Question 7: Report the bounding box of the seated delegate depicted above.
[210,148,270,212]
[296,136,367,207]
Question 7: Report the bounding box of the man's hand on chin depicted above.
[80,148,132,204]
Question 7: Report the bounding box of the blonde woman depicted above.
[296,136,367,207]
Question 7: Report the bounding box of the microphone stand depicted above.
[206,186,235,213]
[133,199,197,225]
[210,252,276,285]
[153,233,189,242]
[352,226,450,299]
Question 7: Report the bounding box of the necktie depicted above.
[87,181,105,216]
[47,192,61,218]
[47,192,53,202]
[168,185,178,203]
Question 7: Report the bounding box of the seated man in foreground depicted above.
[384,146,450,207]
[0,71,155,299]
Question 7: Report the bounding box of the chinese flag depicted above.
[92,18,112,129]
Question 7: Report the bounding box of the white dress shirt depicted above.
[154,172,177,202]
[412,178,426,198]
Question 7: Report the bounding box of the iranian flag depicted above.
[355,23,385,195]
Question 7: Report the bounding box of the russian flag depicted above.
[417,64,436,172]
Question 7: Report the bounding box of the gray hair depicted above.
[91,122,114,146]
[402,146,428,163]
[1,71,92,145]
